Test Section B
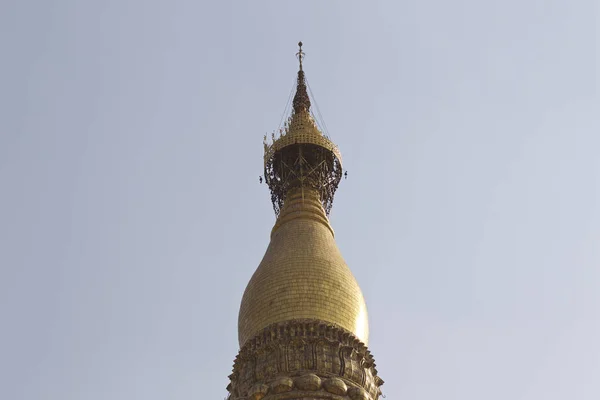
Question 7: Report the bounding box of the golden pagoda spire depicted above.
[263,43,343,216]
[227,43,383,400]
[292,42,311,114]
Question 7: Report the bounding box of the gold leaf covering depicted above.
[263,109,343,168]
[238,187,369,347]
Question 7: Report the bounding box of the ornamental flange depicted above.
[227,320,383,400]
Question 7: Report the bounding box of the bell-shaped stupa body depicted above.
[227,43,383,400]
[238,187,369,347]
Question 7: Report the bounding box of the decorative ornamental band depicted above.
[228,319,383,400]
[263,114,343,169]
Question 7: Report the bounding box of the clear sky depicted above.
[1,1,598,399]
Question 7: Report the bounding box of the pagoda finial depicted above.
[263,42,343,217]
[292,41,311,114]
[296,41,305,71]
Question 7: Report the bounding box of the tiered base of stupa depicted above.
[227,320,383,400]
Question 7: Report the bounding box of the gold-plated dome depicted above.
[238,188,369,347]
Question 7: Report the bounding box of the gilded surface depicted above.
[238,188,369,347]
[228,320,383,400]
[263,109,343,168]
[230,44,382,400]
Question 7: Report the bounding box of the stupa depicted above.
[227,42,383,400]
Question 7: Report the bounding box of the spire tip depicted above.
[296,41,305,71]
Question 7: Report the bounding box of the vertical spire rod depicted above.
[296,41,305,71]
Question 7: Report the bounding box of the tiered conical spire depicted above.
[292,42,311,114]
[263,42,343,216]
[227,43,383,400]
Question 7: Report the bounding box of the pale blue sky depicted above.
[0,1,598,399]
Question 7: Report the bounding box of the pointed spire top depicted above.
[293,41,311,114]
[296,41,305,71]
